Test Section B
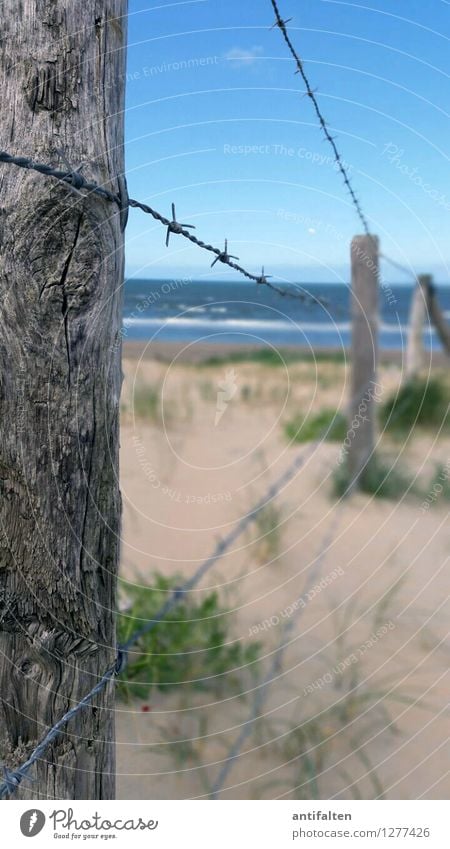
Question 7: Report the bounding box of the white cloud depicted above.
[224,46,264,69]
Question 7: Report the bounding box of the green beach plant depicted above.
[117,574,262,702]
[200,349,346,368]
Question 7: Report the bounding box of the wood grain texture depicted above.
[349,235,379,490]
[427,280,450,357]
[0,0,127,799]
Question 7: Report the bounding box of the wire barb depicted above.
[257,266,272,285]
[211,238,239,267]
[270,16,292,29]
[55,148,86,192]
[0,148,323,307]
[165,202,195,246]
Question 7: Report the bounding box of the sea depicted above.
[123,279,450,350]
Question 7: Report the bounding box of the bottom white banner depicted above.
[1,800,446,848]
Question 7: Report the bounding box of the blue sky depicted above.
[124,0,450,283]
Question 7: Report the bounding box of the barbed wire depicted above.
[380,252,418,283]
[0,61,424,795]
[7,150,415,315]
[0,150,325,308]
[0,440,315,799]
[0,665,118,799]
[209,504,343,798]
[269,0,371,237]
[206,351,428,799]
[0,365,407,800]
[0,375,379,798]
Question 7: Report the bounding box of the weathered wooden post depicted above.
[0,1,127,798]
[406,275,430,379]
[348,235,380,490]
[427,278,450,357]
[406,274,450,372]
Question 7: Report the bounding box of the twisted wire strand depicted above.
[0,150,323,307]
[0,363,408,799]
[0,667,117,799]
[269,0,371,236]
[0,119,414,794]
[0,442,313,798]
[380,252,418,282]
[209,505,343,798]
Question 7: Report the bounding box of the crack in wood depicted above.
[0,0,126,800]
[58,212,83,387]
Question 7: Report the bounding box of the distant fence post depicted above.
[406,274,431,379]
[406,274,450,370]
[426,277,450,357]
[348,235,380,490]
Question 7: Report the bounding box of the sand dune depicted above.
[116,345,450,800]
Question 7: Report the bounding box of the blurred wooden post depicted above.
[427,278,450,357]
[348,235,379,490]
[406,275,429,378]
[407,274,450,370]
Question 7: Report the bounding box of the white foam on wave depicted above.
[123,316,351,332]
[123,316,437,339]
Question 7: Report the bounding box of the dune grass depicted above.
[130,381,191,426]
[249,500,284,564]
[333,454,416,500]
[256,590,414,800]
[285,409,348,444]
[200,349,346,368]
[122,579,419,800]
[381,376,449,435]
[132,383,161,422]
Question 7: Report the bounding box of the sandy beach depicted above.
[115,341,450,800]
